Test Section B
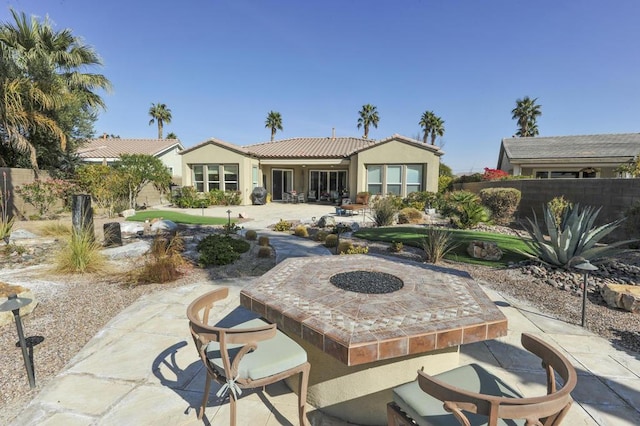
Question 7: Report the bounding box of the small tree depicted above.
[115,154,172,208]
[75,164,128,217]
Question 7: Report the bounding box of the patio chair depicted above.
[297,192,305,203]
[282,192,292,203]
[387,333,577,426]
[187,288,310,426]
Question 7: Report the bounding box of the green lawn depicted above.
[354,226,531,267]
[126,210,236,225]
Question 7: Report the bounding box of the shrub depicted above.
[342,245,369,255]
[521,203,632,269]
[403,191,438,211]
[197,234,241,266]
[223,222,242,234]
[315,230,329,242]
[388,241,403,253]
[479,188,521,226]
[257,246,272,258]
[0,171,14,242]
[294,225,309,237]
[16,179,73,217]
[173,186,208,208]
[372,197,398,227]
[274,219,291,232]
[39,222,72,237]
[440,190,490,229]
[547,196,572,229]
[245,230,258,240]
[258,235,270,246]
[397,207,423,224]
[482,167,509,181]
[337,241,353,254]
[438,175,453,194]
[133,234,185,284]
[422,228,458,264]
[325,234,338,247]
[54,226,107,273]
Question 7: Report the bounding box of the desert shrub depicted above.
[397,207,423,224]
[54,227,107,273]
[402,191,438,211]
[479,188,521,226]
[372,197,398,227]
[342,245,369,255]
[388,241,403,253]
[258,235,270,246]
[438,175,453,194]
[315,230,329,242]
[482,167,509,181]
[16,179,75,217]
[325,234,338,247]
[440,190,490,229]
[257,246,272,258]
[228,237,250,253]
[173,186,209,208]
[3,243,26,255]
[337,241,353,254]
[293,224,309,237]
[547,196,572,229]
[223,222,242,234]
[274,219,291,232]
[422,227,458,264]
[245,230,258,240]
[39,222,72,237]
[133,234,185,284]
[197,234,241,266]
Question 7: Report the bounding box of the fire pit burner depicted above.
[330,270,403,294]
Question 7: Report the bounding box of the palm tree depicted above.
[357,104,379,139]
[429,115,445,145]
[0,9,111,171]
[419,111,434,143]
[148,103,172,139]
[166,132,178,139]
[511,96,541,137]
[265,110,283,141]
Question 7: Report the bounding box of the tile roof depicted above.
[180,138,252,156]
[78,138,183,159]
[502,133,640,160]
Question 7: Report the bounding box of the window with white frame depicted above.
[224,165,238,191]
[386,166,402,195]
[366,164,424,196]
[193,165,205,192]
[367,166,383,195]
[252,166,259,188]
[406,165,422,193]
[207,165,220,190]
[191,164,239,192]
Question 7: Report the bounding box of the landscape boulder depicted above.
[120,222,145,235]
[318,215,336,228]
[120,209,136,218]
[102,240,151,260]
[150,219,178,234]
[467,240,503,261]
[601,283,640,314]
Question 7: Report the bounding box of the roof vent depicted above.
[332,127,336,140]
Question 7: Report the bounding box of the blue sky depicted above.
[3,0,640,174]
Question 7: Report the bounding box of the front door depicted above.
[272,169,293,201]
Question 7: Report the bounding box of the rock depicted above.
[120,208,136,218]
[466,240,503,261]
[349,222,360,232]
[318,215,336,228]
[150,219,177,234]
[120,222,145,235]
[8,229,38,240]
[102,240,151,260]
[0,287,38,327]
[601,283,640,313]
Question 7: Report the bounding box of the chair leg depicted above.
[298,363,310,426]
[198,373,213,420]
[229,392,237,426]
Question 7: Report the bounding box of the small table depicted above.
[240,255,507,424]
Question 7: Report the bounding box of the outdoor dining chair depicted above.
[187,287,310,426]
[387,333,577,426]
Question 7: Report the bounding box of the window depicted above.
[208,165,220,190]
[386,166,402,195]
[224,165,238,191]
[252,166,259,188]
[191,164,239,192]
[367,166,382,195]
[550,171,579,179]
[193,165,205,192]
[406,165,422,194]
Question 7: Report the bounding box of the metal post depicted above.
[575,261,598,328]
[0,294,35,388]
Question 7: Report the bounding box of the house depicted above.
[497,133,640,178]
[180,134,443,205]
[78,137,184,183]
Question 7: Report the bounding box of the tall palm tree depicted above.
[429,115,445,145]
[0,9,110,171]
[357,104,379,139]
[419,111,435,143]
[148,103,172,139]
[166,132,178,139]
[511,96,541,137]
[265,110,283,141]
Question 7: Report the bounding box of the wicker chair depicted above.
[187,288,310,425]
[387,333,577,426]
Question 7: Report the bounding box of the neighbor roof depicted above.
[78,138,183,159]
[501,133,640,161]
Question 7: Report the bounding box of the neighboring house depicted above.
[497,133,640,178]
[77,137,184,183]
[180,134,443,205]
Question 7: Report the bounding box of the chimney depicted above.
[102,132,107,139]
[332,128,336,140]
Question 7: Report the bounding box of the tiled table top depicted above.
[240,255,507,366]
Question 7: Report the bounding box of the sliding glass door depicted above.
[309,170,347,200]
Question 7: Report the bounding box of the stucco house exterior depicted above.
[497,133,640,178]
[180,134,443,205]
[78,137,184,183]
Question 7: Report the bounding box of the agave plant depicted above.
[521,203,632,268]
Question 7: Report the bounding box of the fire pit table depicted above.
[240,255,507,425]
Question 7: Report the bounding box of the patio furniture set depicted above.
[187,255,578,426]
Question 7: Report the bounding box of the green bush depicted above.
[547,196,572,229]
[245,230,258,240]
[402,191,438,211]
[397,207,423,224]
[207,190,242,206]
[196,234,241,266]
[372,197,398,227]
[315,230,329,242]
[422,227,458,264]
[388,241,403,253]
[173,186,208,208]
[294,224,309,237]
[274,219,291,232]
[258,235,270,246]
[325,234,338,247]
[479,188,521,226]
[257,246,272,258]
[336,241,353,254]
[438,175,453,194]
[341,245,369,255]
[54,226,107,273]
[440,190,490,229]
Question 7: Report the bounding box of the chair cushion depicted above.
[393,363,525,426]
[205,318,307,381]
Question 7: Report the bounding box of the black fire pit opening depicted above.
[330,270,403,294]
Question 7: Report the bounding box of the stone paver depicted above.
[8,204,640,425]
